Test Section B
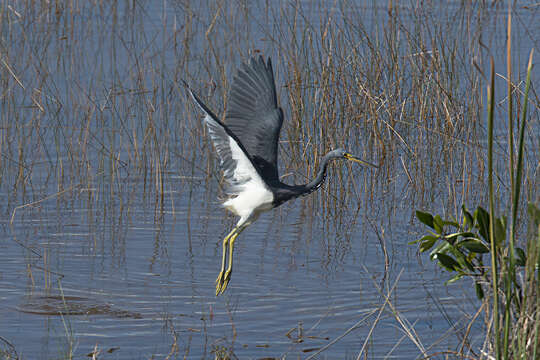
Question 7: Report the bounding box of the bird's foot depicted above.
[221,270,232,294]
[215,271,225,296]
[216,270,232,296]
[215,271,224,285]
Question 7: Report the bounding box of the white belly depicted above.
[223,185,274,223]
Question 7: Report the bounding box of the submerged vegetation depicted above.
[0,0,538,359]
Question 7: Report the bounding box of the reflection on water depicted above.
[16,295,142,319]
[0,1,537,359]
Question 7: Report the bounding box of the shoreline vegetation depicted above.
[413,43,537,359]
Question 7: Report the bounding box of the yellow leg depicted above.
[218,231,240,295]
[216,228,236,286]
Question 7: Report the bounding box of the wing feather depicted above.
[183,81,270,197]
[225,56,283,183]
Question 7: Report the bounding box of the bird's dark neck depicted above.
[301,157,331,196]
[272,155,333,207]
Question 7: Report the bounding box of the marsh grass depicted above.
[412,7,538,357]
[0,336,18,360]
[0,0,538,359]
[2,1,536,227]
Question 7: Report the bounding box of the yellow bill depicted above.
[344,153,378,168]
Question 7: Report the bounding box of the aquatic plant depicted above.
[412,29,537,359]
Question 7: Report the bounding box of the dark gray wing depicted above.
[225,56,284,183]
[183,81,270,196]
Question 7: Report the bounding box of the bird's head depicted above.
[329,148,377,168]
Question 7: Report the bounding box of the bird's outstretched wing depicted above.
[183,81,270,197]
[225,56,283,183]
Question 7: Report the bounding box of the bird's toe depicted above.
[214,271,232,296]
[215,271,224,285]
[215,271,225,295]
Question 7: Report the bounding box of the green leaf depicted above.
[475,282,484,300]
[516,247,526,266]
[443,220,460,228]
[430,241,451,259]
[462,205,474,229]
[416,210,434,229]
[434,215,444,234]
[408,234,439,245]
[494,217,506,245]
[448,246,475,272]
[475,207,490,241]
[444,232,477,243]
[445,273,464,285]
[420,237,438,252]
[444,233,459,244]
[458,239,490,253]
[434,253,461,271]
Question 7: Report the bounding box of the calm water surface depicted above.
[2,177,478,359]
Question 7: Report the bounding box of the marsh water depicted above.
[1,1,538,359]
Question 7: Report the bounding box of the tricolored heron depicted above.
[184,56,376,295]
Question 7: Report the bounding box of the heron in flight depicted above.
[184,56,376,295]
